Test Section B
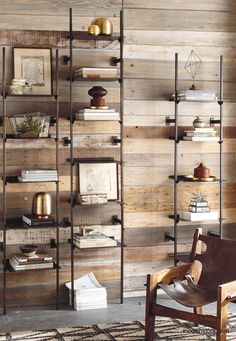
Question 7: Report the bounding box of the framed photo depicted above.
[78,161,118,200]
[13,47,52,95]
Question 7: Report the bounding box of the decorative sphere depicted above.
[88,24,101,36]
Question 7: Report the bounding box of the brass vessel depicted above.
[88,24,101,36]
[91,18,113,36]
[32,192,52,218]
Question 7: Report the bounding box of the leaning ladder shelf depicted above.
[166,53,224,265]
[1,47,60,314]
[68,8,124,307]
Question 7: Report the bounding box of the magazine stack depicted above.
[65,272,107,311]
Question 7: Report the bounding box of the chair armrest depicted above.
[218,280,236,302]
[147,263,192,290]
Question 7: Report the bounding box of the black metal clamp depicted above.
[112,136,121,145]
[63,137,71,146]
[63,55,71,65]
[112,215,122,225]
[111,57,121,66]
[210,117,221,125]
[165,233,176,242]
[165,116,176,126]
[50,238,57,249]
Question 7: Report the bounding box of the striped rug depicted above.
[1,315,236,340]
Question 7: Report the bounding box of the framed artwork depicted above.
[78,161,118,200]
[13,47,52,95]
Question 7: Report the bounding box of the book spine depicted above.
[189,201,208,207]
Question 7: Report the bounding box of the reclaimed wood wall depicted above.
[0,0,236,307]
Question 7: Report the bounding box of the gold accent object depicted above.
[91,18,113,36]
[88,24,101,36]
[32,192,52,218]
[184,175,216,182]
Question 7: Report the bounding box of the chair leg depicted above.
[217,286,228,341]
[145,274,157,341]
[193,306,202,326]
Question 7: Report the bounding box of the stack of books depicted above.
[9,253,54,271]
[73,232,117,248]
[74,67,118,79]
[77,193,108,205]
[173,90,218,101]
[65,272,107,310]
[75,108,120,121]
[18,169,58,182]
[22,214,55,227]
[183,127,219,141]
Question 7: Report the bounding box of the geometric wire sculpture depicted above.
[184,50,202,90]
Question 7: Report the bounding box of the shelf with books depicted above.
[67,7,124,306]
[6,260,58,273]
[1,47,61,313]
[166,53,224,266]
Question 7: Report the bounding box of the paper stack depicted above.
[18,169,58,182]
[65,272,107,310]
[9,253,54,271]
[183,127,219,141]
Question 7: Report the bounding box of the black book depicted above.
[22,215,56,226]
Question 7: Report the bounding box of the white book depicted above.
[185,128,215,132]
[178,90,216,97]
[79,108,116,113]
[183,136,219,142]
[18,176,58,182]
[180,96,218,102]
[179,211,219,221]
[76,113,120,121]
[185,132,217,137]
[21,169,57,175]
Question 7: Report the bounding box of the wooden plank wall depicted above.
[0,0,235,306]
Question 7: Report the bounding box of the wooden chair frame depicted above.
[145,229,236,341]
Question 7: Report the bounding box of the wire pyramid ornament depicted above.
[184,50,202,90]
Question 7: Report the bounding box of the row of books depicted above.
[74,67,118,79]
[73,232,117,248]
[18,169,58,182]
[172,90,218,101]
[9,253,54,271]
[183,127,219,141]
[75,108,120,121]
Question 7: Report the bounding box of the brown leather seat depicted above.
[145,228,236,341]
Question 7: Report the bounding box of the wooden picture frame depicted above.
[13,47,52,95]
[78,161,118,201]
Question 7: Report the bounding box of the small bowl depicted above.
[19,244,38,256]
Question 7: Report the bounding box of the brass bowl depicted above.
[88,24,101,36]
[91,18,113,36]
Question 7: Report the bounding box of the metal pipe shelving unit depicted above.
[68,7,124,306]
[1,47,60,314]
[166,53,224,264]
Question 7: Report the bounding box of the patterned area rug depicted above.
[1,315,236,340]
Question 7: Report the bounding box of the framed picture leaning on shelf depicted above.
[78,161,118,201]
[13,47,52,95]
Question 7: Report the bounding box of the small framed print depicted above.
[13,47,52,95]
[78,161,118,201]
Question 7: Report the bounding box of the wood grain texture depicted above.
[124,9,236,32]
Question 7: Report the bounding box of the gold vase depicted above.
[91,18,113,36]
[88,24,101,36]
[32,192,52,218]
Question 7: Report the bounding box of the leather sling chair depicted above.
[145,228,236,341]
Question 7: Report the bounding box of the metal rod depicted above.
[55,48,60,310]
[174,53,178,266]
[2,47,6,315]
[69,7,75,310]
[219,55,223,238]
[119,5,124,304]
